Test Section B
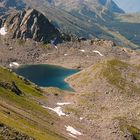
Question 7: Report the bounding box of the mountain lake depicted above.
[14,64,79,91]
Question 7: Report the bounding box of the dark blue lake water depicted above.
[14,64,79,91]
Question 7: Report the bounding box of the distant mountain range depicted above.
[0,0,25,14]
[114,0,140,13]
[0,0,140,49]
[44,0,124,13]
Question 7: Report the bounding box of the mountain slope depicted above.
[26,0,123,23]
[99,0,124,13]
[1,0,140,49]
[0,66,67,140]
[24,0,140,49]
[116,13,140,23]
[65,59,140,139]
[43,0,124,13]
[67,59,140,92]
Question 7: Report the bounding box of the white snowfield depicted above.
[9,62,20,68]
[42,106,68,117]
[57,102,71,106]
[0,27,7,36]
[65,125,82,136]
[93,50,103,56]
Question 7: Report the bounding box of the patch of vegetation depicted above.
[67,62,101,87]
[101,59,140,94]
[128,72,137,78]
[137,65,140,71]
[127,126,140,140]
[68,59,140,95]
[80,77,92,85]
[39,43,52,50]
[102,59,129,90]
[116,118,140,140]
[17,39,26,46]
[86,114,101,120]
[46,87,64,94]
[0,66,66,140]
[65,107,81,117]
[0,67,42,97]
[0,111,63,140]
[100,106,108,112]
[78,92,96,107]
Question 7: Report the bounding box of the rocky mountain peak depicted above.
[0,8,62,43]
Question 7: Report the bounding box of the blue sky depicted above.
[113,0,140,13]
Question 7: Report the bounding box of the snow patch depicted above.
[65,125,82,136]
[0,27,7,36]
[93,50,103,56]
[42,106,68,117]
[64,54,68,56]
[54,45,58,49]
[80,117,83,120]
[9,62,20,68]
[57,102,71,106]
[79,49,85,53]
[51,38,58,49]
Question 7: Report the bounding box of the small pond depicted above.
[14,64,79,91]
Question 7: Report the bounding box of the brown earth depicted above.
[0,38,132,69]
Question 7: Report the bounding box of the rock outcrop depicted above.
[0,9,62,43]
[0,123,34,140]
[0,81,22,95]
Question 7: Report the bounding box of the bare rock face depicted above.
[0,81,22,96]
[0,8,62,43]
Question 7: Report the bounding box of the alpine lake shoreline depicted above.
[12,63,80,92]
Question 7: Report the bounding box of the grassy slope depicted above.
[67,59,140,139]
[0,66,66,140]
[67,59,140,92]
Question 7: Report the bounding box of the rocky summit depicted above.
[0,8,62,43]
